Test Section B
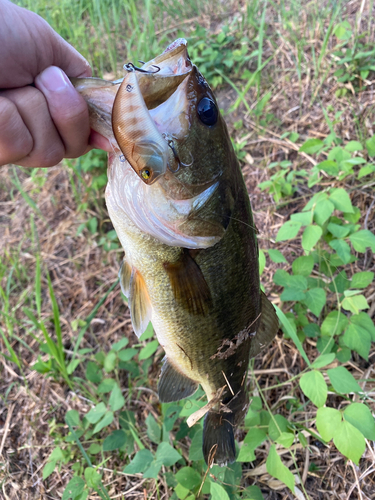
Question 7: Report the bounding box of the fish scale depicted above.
[72,38,279,466]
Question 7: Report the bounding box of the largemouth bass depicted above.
[73,39,278,466]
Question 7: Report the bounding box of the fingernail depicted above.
[36,66,71,93]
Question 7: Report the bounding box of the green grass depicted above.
[2,1,375,499]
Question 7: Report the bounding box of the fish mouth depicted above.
[138,39,193,110]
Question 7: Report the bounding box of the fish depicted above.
[72,38,279,466]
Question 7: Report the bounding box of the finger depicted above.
[0,86,65,168]
[0,96,33,166]
[35,66,91,158]
[89,131,113,153]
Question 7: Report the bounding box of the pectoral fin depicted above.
[158,358,198,402]
[249,292,279,357]
[163,249,212,315]
[128,268,152,338]
[118,259,132,297]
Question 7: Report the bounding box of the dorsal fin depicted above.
[128,268,152,338]
[158,358,198,403]
[249,292,279,357]
[163,249,212,315]
[118,258,132,297]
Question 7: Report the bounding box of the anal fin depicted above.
[158,358,198,403]
[249,291,279,357]
[163,249,212,315]
[129,268,152,338]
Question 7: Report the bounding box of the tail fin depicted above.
[203,410,235,467]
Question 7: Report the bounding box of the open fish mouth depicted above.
[112,39,194,186]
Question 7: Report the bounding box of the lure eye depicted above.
[197,97,218,126]
[141,168,151,180]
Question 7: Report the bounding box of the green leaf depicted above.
[273,270,307,290]
[123,449,154,474]
[292,255,314,276]
[342,294,369,315]
[65,410,80,428]
[351,272,374,289]
[109,383,125,412]
[189,429,204,461]
[275,221,302,242]
[351,312,375,341]
[329,239,352,264]
[327,366,362,393]
[302,225,322,252]
[303,288,326,317]
[156,442,182,466]
[327,222,350,238]
[237,428,267,462]
[103,430,127,451]
[268,414,290,441]
[280,288,305,301]
[343,323,371,360]
[345,141,363,152]
[139,340,159,360]
[93,411,114,434]
[276,432,295,448]
[175,466,201,491]
[146,413,161,444]
[84,467,101,489]
[333,420,365,465]
[85,362,102,384]
[62,476,85,500]
[266,445,295,492]
[118,348,138,362]
[299,138,323,154]
[299,370,327,407]
[344,403,375,440]
[210,482,230,500]
[336,346,351,363]
[329,188,354,213]
[112,337,129,351]
[86,403,106,424]
[104,351,117,372]
[163,405,181,432]
[97,378,116,393]
[316,407,342,441]
[275,306,311,367]
[350,230,375,252]
[312,353,336,368]
[333,21,352,40]
[313,199,335,226]
[291,211,312,225]
[242,485,265,500]
[316,160,338,176]
[268,249,287,263]
[365,134,375,156]
[43,460,57,480]
[321,310,348,336]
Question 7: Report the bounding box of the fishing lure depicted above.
[112,63,171,184]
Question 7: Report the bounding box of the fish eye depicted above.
[141,168,151,180]
[197,97,218,126]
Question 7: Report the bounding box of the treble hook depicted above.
[123,62,160,74]
[166,140,194,173]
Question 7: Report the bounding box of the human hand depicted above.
[0,0,111,168]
